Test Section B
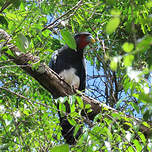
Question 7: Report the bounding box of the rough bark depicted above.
[0,29,151,144]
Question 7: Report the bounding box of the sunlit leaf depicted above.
[106,0,115,5]
[51,144,69,152]
[59,104,66,117]
[111,9,121,16]
[139,92,152,104]
[124,122,133,127]
[94,113,102,122]
[16,33,29,52]
[138,132,146,144]
[70,103,76,112]
[110,59,117,71]
[123,55,134,67]
[76,96,84,109]
[106,17,120,34]
[136,36,152,52]
[126,146,134,152]
[68,117,77,126]
[60,29,76,50]
[85,104,91,109]
[142,122,150,128]
[6,49,15,57]
[146,1,152,8]
[73,125,80,137]
[122,42,134,52]
[130,102,139,113]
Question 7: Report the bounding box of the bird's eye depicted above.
[86,35,95,43]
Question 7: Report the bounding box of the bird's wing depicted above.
[49,46,71,73]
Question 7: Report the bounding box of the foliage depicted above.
[0,0,152,151]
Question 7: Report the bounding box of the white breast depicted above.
[59,68,80,89]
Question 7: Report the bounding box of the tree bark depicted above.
[0,29,151,144]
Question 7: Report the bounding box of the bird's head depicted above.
[74,32,95,50]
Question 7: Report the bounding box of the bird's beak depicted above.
[90,37,96,43]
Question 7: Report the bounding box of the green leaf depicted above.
[16,33,29,52]
[73,125,80,137]
[85,104,91,109]
[23,110,30,116]
[86,109,92,113]
[126,146,134,152]
[31,60,40,71]
[68,117,77,126]
[106,0,115,5]
[123,55,134,67]
[59,104,66,117]
[142,121,150,128]
[51,144,69,152]
[124,122,133,128]
[136,36,152,52]
[94,113,102,122]
[111,9,121,16]
[110,59,117,71]
[146,1,152,8]
[6,49,15,57]
[70,103,76,113]
[139,92,152,104]
[122,42,134,52]
[76,96,84,109]
[60,29,76,50]
[106,17,120,34]
[138,132,146,144]
[130,102,139,113]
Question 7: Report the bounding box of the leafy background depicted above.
[0,0,152,151]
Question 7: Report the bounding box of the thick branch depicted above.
[0,29,151,138]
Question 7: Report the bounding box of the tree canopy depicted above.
[0,0,152,151]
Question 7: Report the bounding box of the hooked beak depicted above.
[90,37,96,43]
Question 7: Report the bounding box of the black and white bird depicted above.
[49,32,95,144]
[49,32,95,91]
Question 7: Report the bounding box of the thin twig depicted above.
[42,0,83,31]
[48,3,82,30]
[0,86,30,101]
[0,64,29,69]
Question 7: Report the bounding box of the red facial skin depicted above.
[78,35,90,50]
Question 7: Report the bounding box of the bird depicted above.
[49,32,95,91]
[49,32,95,144]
